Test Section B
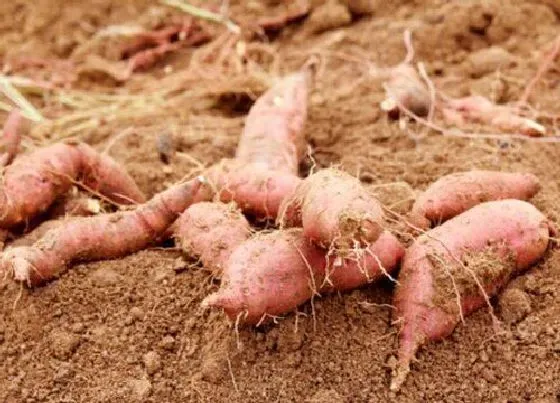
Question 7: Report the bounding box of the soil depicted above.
[1,0,560,402]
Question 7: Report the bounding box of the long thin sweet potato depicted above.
[0,142,145,229]
[203,159,302,220]
[174,202,251,274]
[409,170,541,229]
[0,109,22,167]
[1,178,206,286]
[235,65,313,175]
[279,168,385,251]
[391,199,550,391]
[203,229,403,325]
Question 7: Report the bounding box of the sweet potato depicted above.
[174,202,251,274]
[202,229,326,325]
[409,170,541,229]
[381,63,431,119]
[235,66,313,174]
[1,177,206,286]
[279,168,384,250]
[391,199,550,391]
[203,159,302,220]
[0,141,145,229]
[0,109,22,167]
[442,95,546,136]
[322,231,404,292]
[203,229,403,325]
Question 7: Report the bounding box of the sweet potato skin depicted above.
[392,199,550,391]
[202,229,326,325]
[410,170,540,229]
[279,168,384,250]
[236,69,311,174]
[175,202,251,274]
[204,159,301,220]
[0,142,144,229]
[1,178,206,286]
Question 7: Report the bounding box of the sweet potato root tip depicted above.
[279,168,385,250]
[410,170,541,228]
[175,202,251,274]
[1,178,206,287]
[236,67,312,174]
[392,199,550,391]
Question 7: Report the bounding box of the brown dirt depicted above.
[1,0,560,402]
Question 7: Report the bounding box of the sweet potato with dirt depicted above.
[174,202,251,274]
[409,170,541,229]
[0,141,145,229]
[202,229,326,325]
[322,231,404,292]
[1,178,206,286]
[202,159,302,220]
[203,229,404,325]
[236,65,313,175]
[381,63,431,119]
[391,199,550,391]
[279,168,384,251]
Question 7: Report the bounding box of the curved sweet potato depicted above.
[0,142,144,229]
[279,168,385,250]
[409,170,540,229]
[202,229,326,325]
[236,66,312,174]
[204,159,301,220]
[1,178,205,287]
[175,202,251,274]
[391,199,550,391]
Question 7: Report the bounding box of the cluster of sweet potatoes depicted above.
[0,62,552,392]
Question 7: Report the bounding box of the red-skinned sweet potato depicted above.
[1,177,206,286]
[409,170,541,229]
[279,168,385,250]
[202,159,302,220]
[203,229,404,325]
[236,66,313,174]
[0,141,144,229]
[174,201,251,274]
[391,199,550,391]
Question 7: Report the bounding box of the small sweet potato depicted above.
[236,66,313,174]
[279,168,384,251]
[391,199,550,391]
[203,159,302,220]
[202,229,326,325]
[381,63,431,119]
[174,202,251,274]
[409,170,540,229]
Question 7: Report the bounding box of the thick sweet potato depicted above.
[236,66,313,174]
[1,178,206,286]
[0,142,144,229]
[279,168,384,250]
[202,229,326,325]
[409,170,540,229]
[203,159,302,220]
[391,199,550,391]
[203,229,403,325]
[174,202,251,274]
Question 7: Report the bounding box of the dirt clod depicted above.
[499,288,532,324]
[143,351,162,375]
[50,331,80,360]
